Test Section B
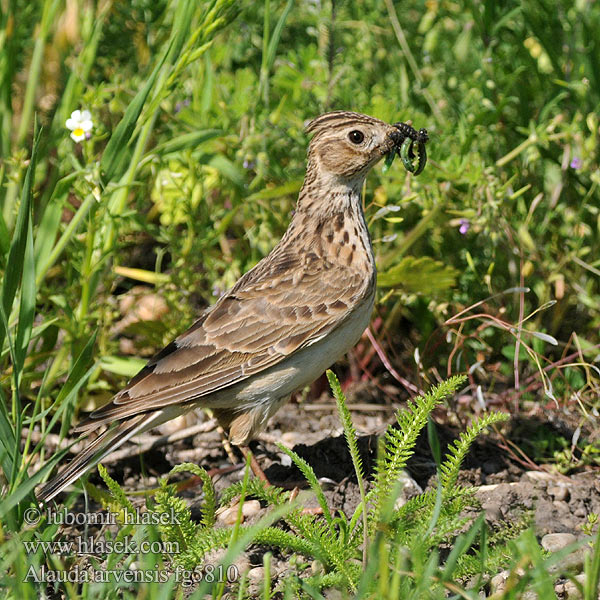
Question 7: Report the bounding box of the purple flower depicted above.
[570,156,582,170]
[459,219,470,235]
[243,159,256,169]
[174,99,191,114]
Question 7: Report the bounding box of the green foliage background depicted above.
[1,0,599,414]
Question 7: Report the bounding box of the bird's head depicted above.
[305,111,404,183]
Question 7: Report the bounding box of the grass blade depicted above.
[99,47,171,185]
[0,127,41,351]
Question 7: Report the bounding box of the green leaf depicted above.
[0,448,70,522]
[99,47,170,185]
[501,343,529,361]
[0,209,10,256]
[378,255,458,293]
[150,128,222,156]
[0,127,41,352]
[276,443,334,529]
[246,179,303,202]
[265,0,294,72]
[0,387,16,480]
[100,355,147,378]
[208,154,246,187]
[14,213,35,373]
[54,332,98,407]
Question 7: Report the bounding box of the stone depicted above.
[247,567,265,582]
[562,573,586,599]
[524,471,555,483]
[542,533,577,552]
[552,500,570,513]
[393,471,423,509]
[548,484,569,502]
[241,499,261,518]
[490,569,510,594]
[481,500,503,522]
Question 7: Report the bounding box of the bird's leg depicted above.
[216,423,270,484]
[239,445,271,486]
[217,424,239,466]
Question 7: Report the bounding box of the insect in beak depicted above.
[383,122,429,175]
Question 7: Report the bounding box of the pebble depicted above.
[281,431,299,446]
[481,500,502,522]
[542,533,576,552]
[217,500,261,525]
[490,569,510,593]
[393,471,423,509]
[204,549,250,578]
[562,573,586,599]
[317,477,337,491]
[548,484,570,501]
[543,534,592,573]
[556,573,587,599]
[217,506,238,525]
[247,566,265,582]
[477,483,499,492]
[552,500,570,513]
[242,499,261,517]
[525,470,555,483]
[279,452,293,467]
[476,481,520,494]
[311,560,324,575]
[490,568,527,594]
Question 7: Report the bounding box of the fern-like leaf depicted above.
[440,411,509,492]
[219,478,289,508]
[327,369,369,562]
[97,463,135,518]
[165,462,217,528]
[152,479,199,559]
[369,375,466,531]
[276,443,334,528]
[327,370,365,482]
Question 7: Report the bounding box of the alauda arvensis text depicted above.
[39,111,427,501]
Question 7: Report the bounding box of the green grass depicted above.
[0,0,599,597]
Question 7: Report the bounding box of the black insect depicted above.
[390,122,429,176]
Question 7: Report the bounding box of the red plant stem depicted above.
[365,327,421,395]
[514,258,525,409]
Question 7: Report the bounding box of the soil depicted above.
[47,376,600,597]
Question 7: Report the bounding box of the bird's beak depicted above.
[387,126,404,154]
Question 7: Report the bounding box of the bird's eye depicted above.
[348,130,364,144]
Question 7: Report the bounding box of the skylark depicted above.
[39,111,427,501]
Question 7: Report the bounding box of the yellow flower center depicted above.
[73,127,84,137]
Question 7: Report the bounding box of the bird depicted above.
[38,110,424,502]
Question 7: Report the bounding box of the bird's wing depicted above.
[77,249,369,429]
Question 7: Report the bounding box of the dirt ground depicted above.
[52,375,599,597]
[81,375,599,532]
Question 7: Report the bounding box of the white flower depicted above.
[65,109,93,143]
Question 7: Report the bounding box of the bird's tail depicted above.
[37,409,172,502]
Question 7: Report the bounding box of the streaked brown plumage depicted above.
[39,111,409,501]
